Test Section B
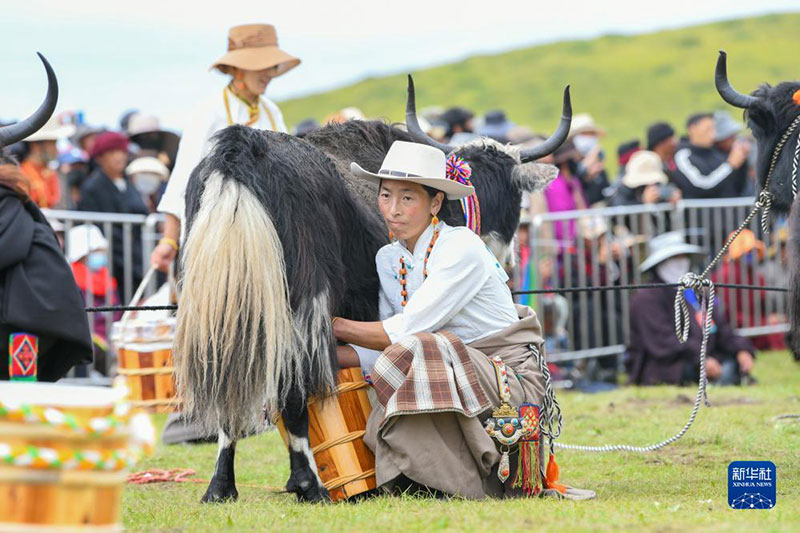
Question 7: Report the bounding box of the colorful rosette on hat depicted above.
[446,153,481,235]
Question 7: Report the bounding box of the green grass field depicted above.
[278,12,800,176]
[124,350,800,531]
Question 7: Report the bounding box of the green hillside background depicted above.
[278,12,800,176]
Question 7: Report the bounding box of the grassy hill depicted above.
[279,13,800,175]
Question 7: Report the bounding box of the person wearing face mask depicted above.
[568,113,609,205]
[627,231,756,386]
[65,224,122,375]
[151,23,299,274]
[18,117,75,208]
[126,156,170,212]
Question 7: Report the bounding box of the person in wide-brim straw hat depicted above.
[332,140,595,500]
[210,23,300,76]
[156,22,301,445]
[153,23,299,273]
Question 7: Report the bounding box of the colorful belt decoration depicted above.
[9,333,38,382]
[446,154,481,235]
[484,355,543,496]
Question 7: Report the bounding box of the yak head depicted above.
[404,75,569,265]
[715,50,800,213]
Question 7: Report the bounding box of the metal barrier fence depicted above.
[519,197,789,367]
[43,200,788,376]
[41,209,165,377]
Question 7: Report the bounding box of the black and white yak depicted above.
[175,77,572,503]
[714,51,800,357]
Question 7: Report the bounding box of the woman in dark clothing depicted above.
[78,131,149,300]
[0,52,93,381]
[0,164,93,380]
[627,231,755,386]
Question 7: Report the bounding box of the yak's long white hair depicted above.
[174,171,296,436]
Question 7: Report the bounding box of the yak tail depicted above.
[174,171,295,437]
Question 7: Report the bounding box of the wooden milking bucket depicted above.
[116,342,178,412]
[112,268,180,412]
[277,368,376,502]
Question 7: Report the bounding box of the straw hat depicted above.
[622,150,669,188]
[351,141,474,200]
[210,24,300,76]
[640,231,703,272]
[24,117,75,142]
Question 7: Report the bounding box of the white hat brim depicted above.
[350,162,475,200]
[640,243,704,272]
[622,170,668,188]
[24,124,76,142]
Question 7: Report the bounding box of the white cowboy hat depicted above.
[639,231,703,272]
[23,117,75,142]
[66,224,108,264]
[350,141,474,200]
[126,156,170,179]
[568,113,605,138]
[622,150,669,188]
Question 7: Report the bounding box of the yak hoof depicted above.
[201,481,239,504]
[286,474,330,503]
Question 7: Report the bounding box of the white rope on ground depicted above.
[553,277,716,453]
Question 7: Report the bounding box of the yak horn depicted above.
[715,50,757,109]
[0,53,59,148]
[405,74,455,154]
[519,85,572,163]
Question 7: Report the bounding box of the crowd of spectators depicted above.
[1,99,784,387]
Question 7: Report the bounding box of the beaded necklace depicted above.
[223,87,276,129]
[398,222,440,307]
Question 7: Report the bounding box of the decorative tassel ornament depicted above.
[545,453,568,494]
[498,447,511,483]
[512,403,542,496]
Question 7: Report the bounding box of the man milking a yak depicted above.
[174,70,598,503]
